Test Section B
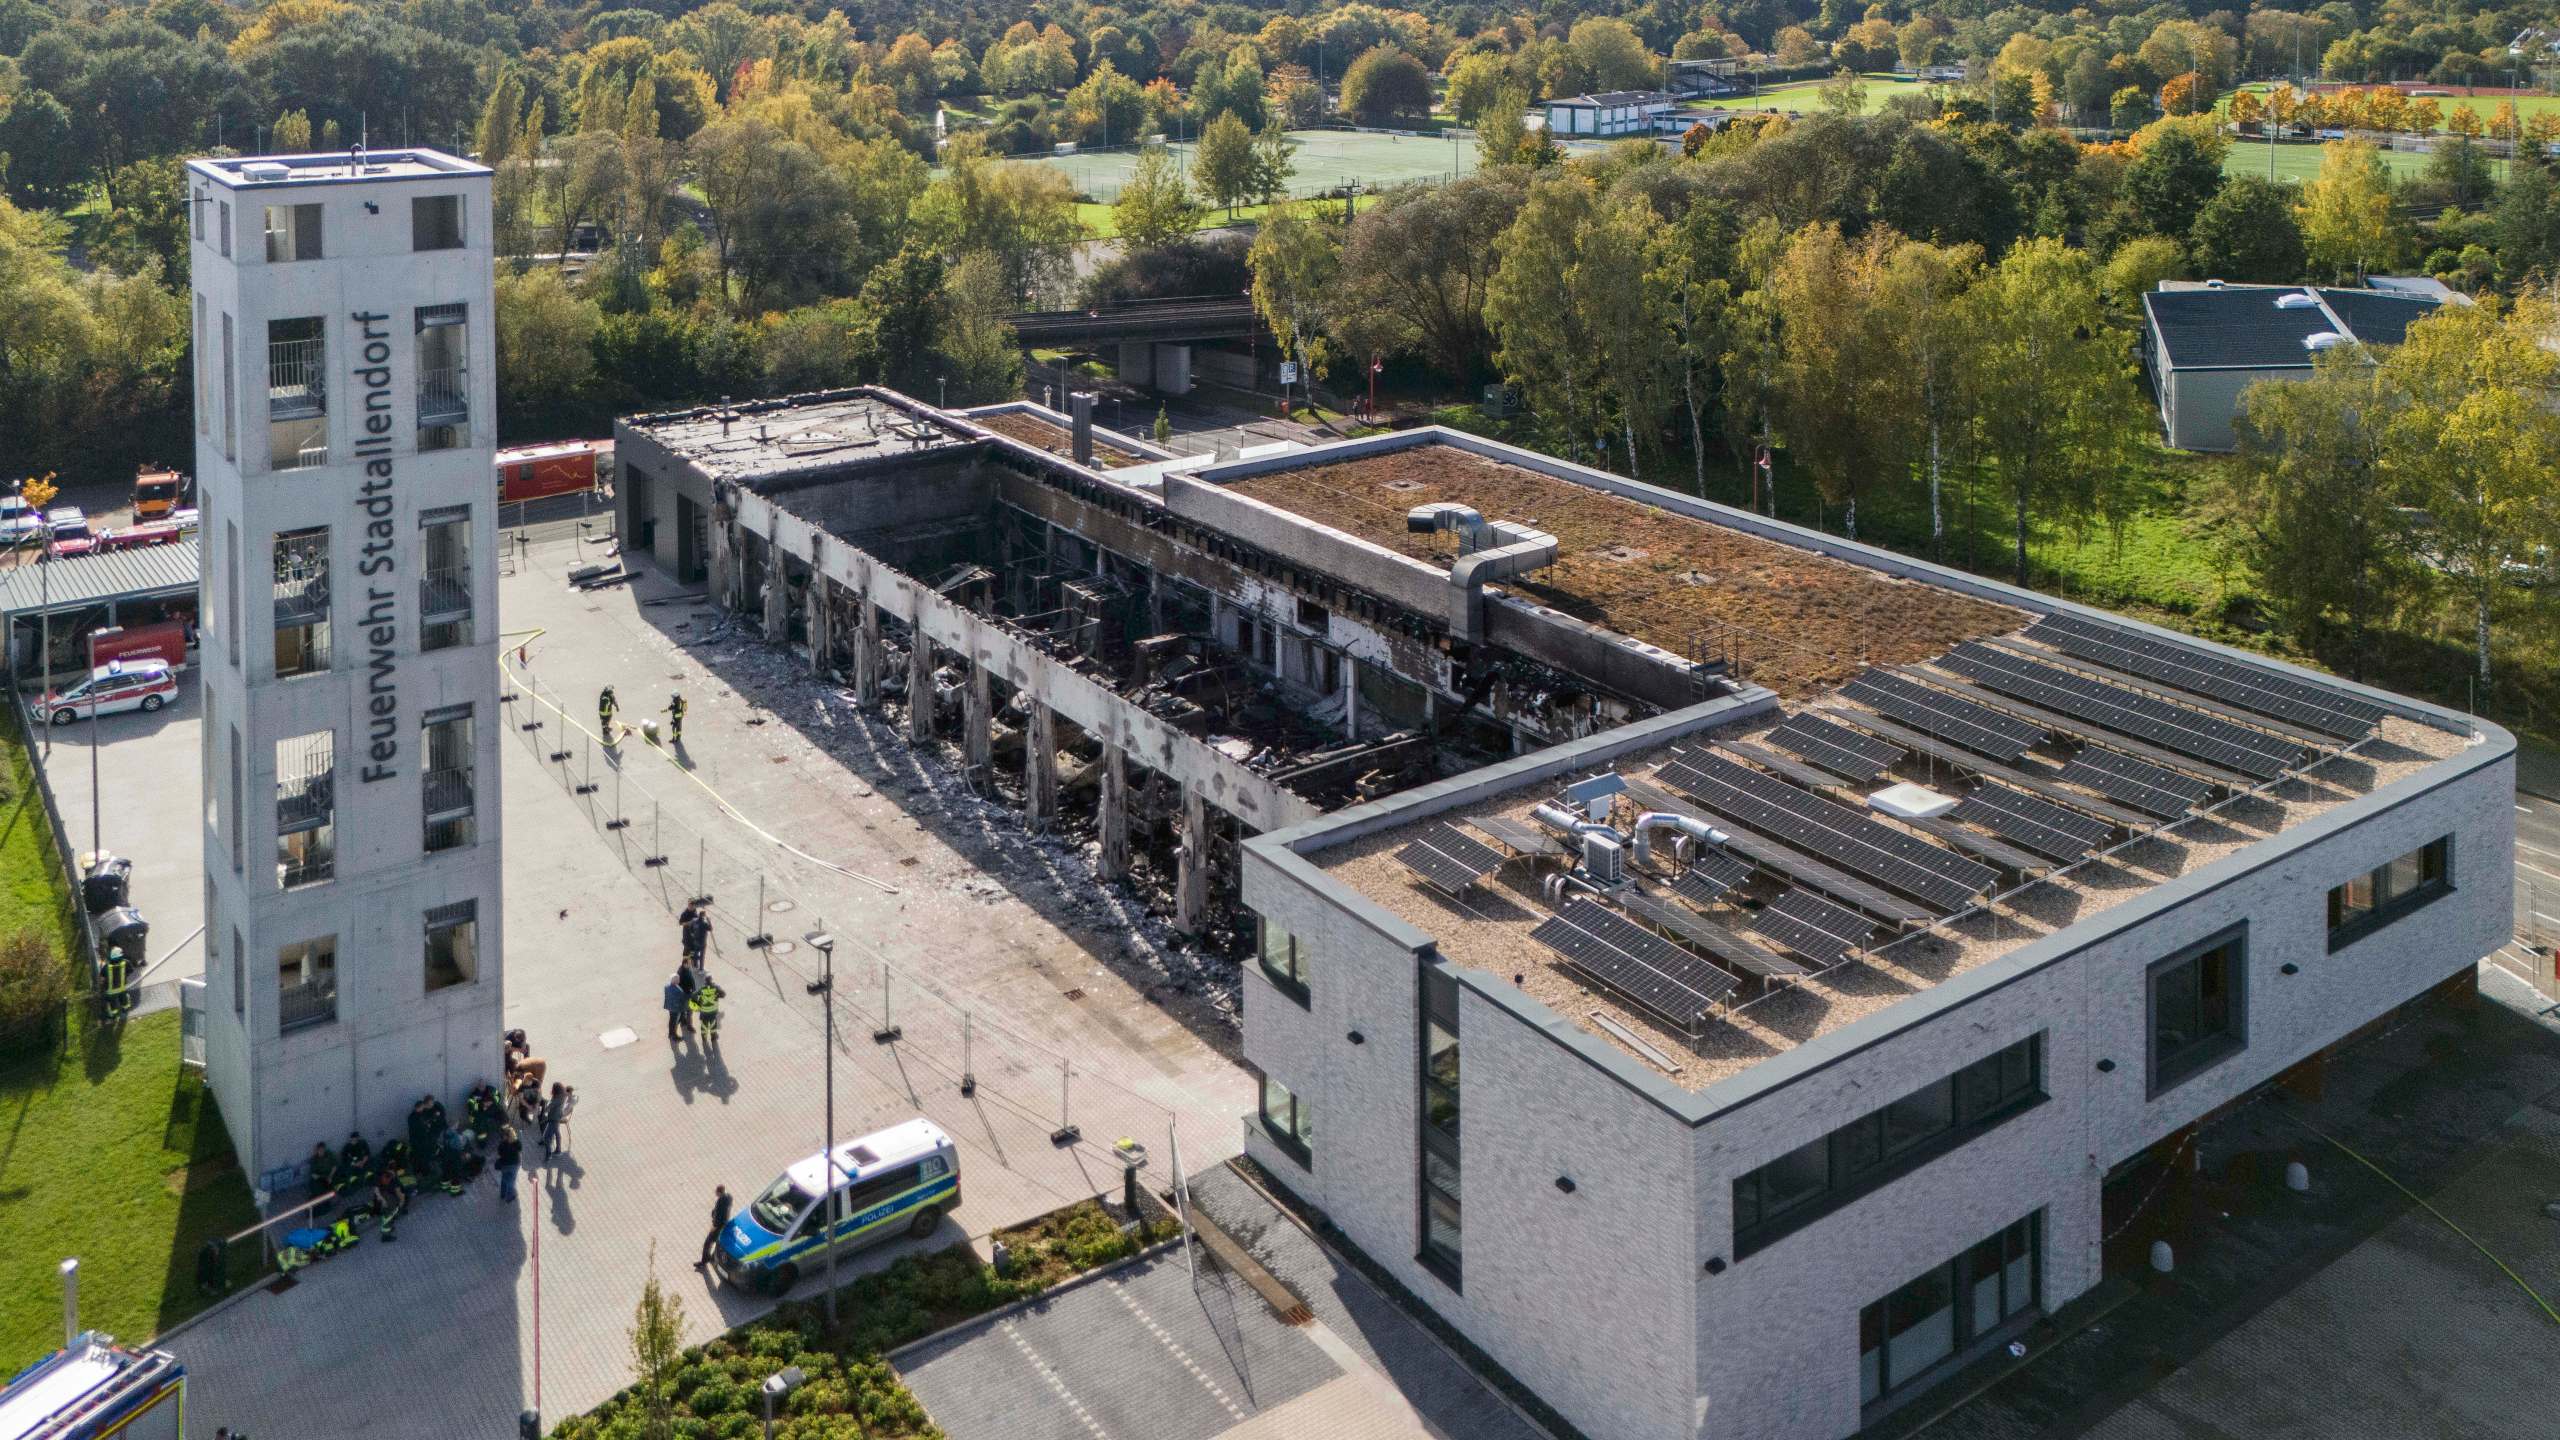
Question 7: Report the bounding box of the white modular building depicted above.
[185,149,505,1188]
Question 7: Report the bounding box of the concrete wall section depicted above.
[727,485,1322,834]
[1162,471,1454,621]
[1481,594,1703,712]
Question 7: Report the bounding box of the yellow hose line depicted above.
[2286,1111,2560,1330]
[499,633,900,895]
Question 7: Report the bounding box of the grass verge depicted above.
[552,1199,1179,1438]
[0,1009,265,1371]
[0,705,77,960]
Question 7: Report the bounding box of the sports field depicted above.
[1016,128,1491,201]
[1687,74,1920,116]
[2222,137,2433,184]
[2222,81,2560,125]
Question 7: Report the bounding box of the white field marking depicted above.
[1001,1318,1112,1440]
[1107,1274,1249,1423]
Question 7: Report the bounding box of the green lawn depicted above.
[2220,136,2434,184]
[1685,75,1919,116]
[1074,200,1274,239]
[0,709,76,958]
[0,1010,264,1371]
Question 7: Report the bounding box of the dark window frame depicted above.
[2148,925,2248,1098]
[412,193,465,251]
[1416,965,1462,1290]
[1733,1034,2045,1258]
[1256,1071,1313,1169]
[1256,913,1310,1008]
[1859,1212,2042,1416]
[2326,836,2453,951]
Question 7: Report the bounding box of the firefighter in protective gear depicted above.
[464,1082,503,1146]
[690,979,723,1044]
[371,1168,407,1242]
[332,1133,373,1194]
[99,946,134,1019]
[435,1124,469,1194]
[666,691,687,744]
[599,686,620,745]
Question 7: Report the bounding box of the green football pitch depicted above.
[1012,128,1488,200]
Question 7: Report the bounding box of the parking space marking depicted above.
[1106,1275,1249,1424]
[1001,1319,1114,1440]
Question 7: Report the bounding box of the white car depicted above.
[42,660,177,725]
[0,495,38,546]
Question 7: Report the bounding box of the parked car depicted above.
[0,495,40,546]
[43,507,93,558]
[42,659,177,725]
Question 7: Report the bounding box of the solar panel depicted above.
[1951,785,2112,861]
[1936,643,2300,782]
[1472,816,1564,857]
[1819,707,2156,831]
[1620,892,1805,980]
[1660,751,1998,913]
[2028,614,2381,740]
[1842,670,2044,762]
[1532,897,1738,1026]
[1622,774,1931,925]
[1394,822,1504,893]
[2060,748,2212,820]
[1768,714,1902,782]
[1671,850,1754,907]
[1750,889,1874,968]
[1720,739,1845,793]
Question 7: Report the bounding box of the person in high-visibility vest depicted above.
[666,691,687,744]
[99,946,133,1018]
[690,979,723,1044]
[598,685,619,744]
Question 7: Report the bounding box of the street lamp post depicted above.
[806,929,838,1329]
[760,1366,805,1440]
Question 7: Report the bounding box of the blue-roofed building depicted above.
[2139,281,2447,451]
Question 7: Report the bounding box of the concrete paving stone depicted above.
[163,534,1251,1438]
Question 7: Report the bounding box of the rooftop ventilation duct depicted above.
[1631,812,1726,869]
[1407,503,1558,642]
[1531,802,1617,838]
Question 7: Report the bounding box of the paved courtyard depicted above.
[160,531,1252,1437]
[24,679,204,989]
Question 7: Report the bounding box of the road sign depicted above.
[1279,361,1299,384]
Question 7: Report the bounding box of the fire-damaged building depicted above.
[614,385,2510,1440]
[612,388,1712,937]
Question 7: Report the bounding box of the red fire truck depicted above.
[496,439,612,504]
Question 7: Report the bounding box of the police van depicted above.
[714,1119,959,1294]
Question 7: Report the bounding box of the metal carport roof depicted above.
[0,538,199,622]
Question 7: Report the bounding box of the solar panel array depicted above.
[1952,785,2113,861]
[1471,816,1564,857]
[1768,714,1904,782]
[2028,614,2383,740]
[1620,892,1804,980]
[1672,850,1754,907]
[1622,774,1930,924]
[1842,670,2044,762]
[2060,748,2213,820]
[1394,822,1504,894]
[1937,643,2300,782]
[1532,897,1738,1026]
[1661,750,1998,912]
[1750,889,1875,968]
[1721,740,1847,793]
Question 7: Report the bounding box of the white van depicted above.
[711,1119,959,1293]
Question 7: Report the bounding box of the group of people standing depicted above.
[296,1028,578,1252]
[663,901,724,1044]
[599,685,686,748]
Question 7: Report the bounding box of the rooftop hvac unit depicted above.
[243,161,291,183]
[1582,832,1625,886]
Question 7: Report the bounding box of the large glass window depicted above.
[2327,837,2451,949]
[273,527,330,677]
[1417,965,1462,1287]
[1255,912,1308,1004]
[416,303,469,442]
[275,730,335,889]
[263,202,321,262]
[2150,929,2246,1096]
[1258,1073,1312,1167]
[413,194,465,250]
[424,901,479,992]
[1860,1213,2041,1411]
[1734,1034,2045,1255]
[277,935,337,1033]
[422,706,475,852]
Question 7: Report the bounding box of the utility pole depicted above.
[806,929,838,1329]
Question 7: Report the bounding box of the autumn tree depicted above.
[1249,206,1341,416]
[1340,45,1431,128]
[2297,140,2405,280]
[1193,111,1257,217]
[1113,145,1202,249]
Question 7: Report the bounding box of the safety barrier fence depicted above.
[496,614,1197,1206]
